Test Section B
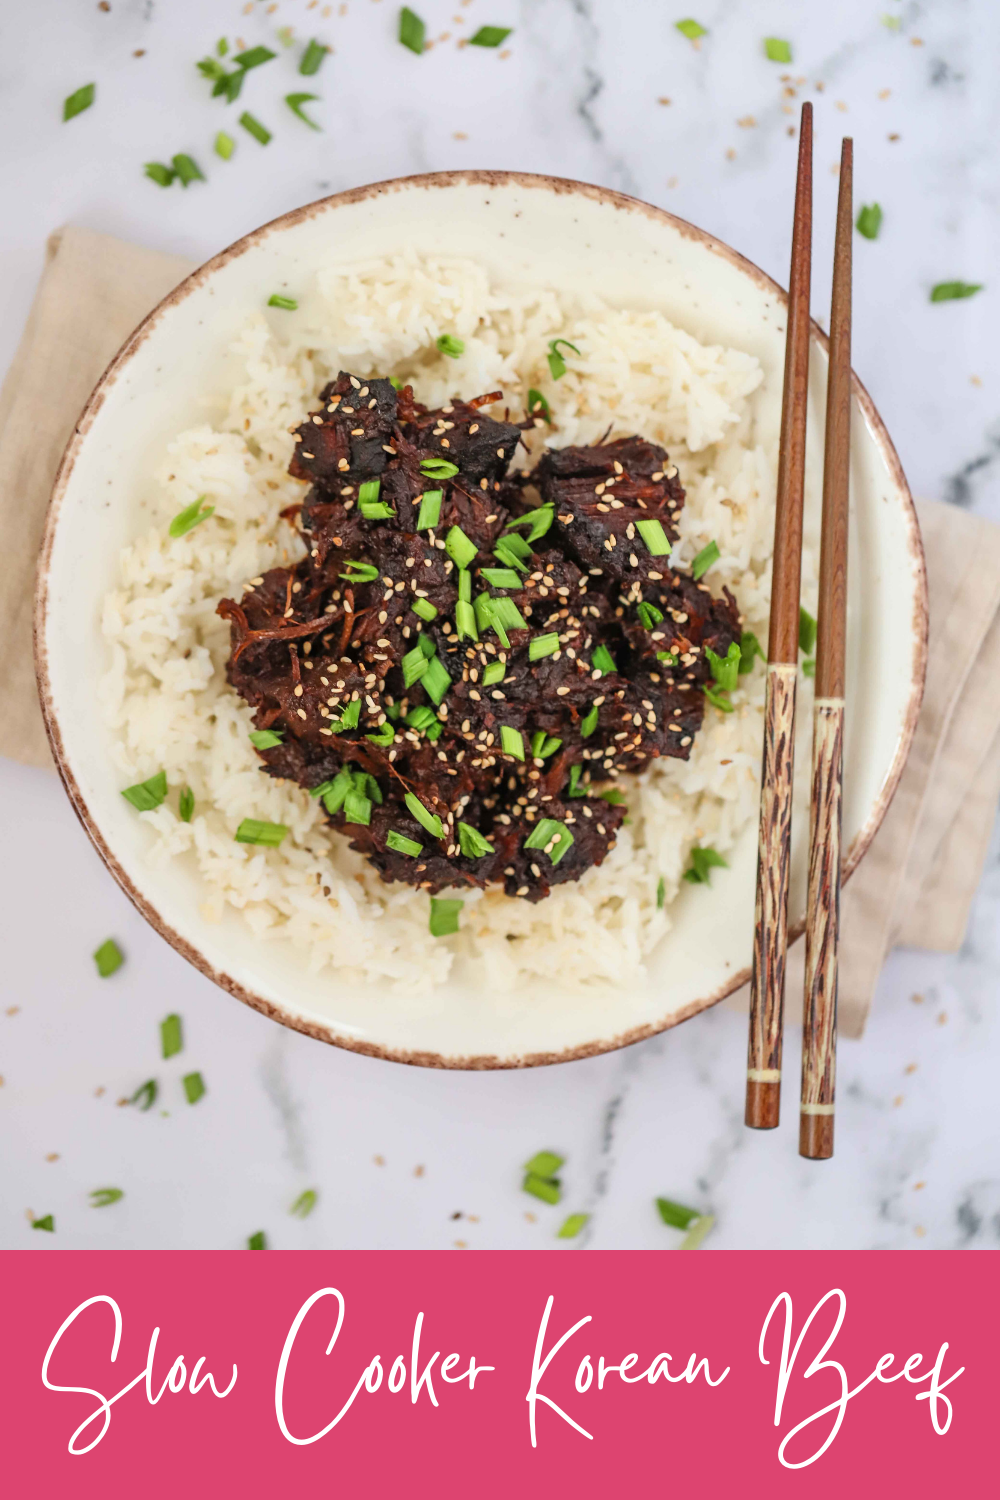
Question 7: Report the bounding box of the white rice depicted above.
[100,252,816,995]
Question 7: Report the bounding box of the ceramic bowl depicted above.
[35,171,926,1067]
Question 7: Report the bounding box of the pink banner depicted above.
[1,1252,988,1494]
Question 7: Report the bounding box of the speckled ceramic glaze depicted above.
[34,172,926,1067]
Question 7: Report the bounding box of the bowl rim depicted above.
[33,168,928,1070]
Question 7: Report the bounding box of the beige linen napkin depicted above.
[3,225,1000,1034]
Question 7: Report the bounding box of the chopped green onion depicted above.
[122,771,168,811]
[523,1174,561,1205]
[675,19,708,40]
[235,818,288,847]
[764,37,792,63]
[799,605,817,655]
[418,632,437,657]
[557,1213,589,1238]
[215,131,235,160]
[179,786,195,822]
[63,83,95,121]
[656,876,666,909]
[416,490,443,529]
[422,656,452,704]
[525,1149,564,1177]
[250,729,284,749]
[527,388,551,422]
[529,632,559,661]
[703,685,734,713]
[482,661,506,686]
[406,705,437,731]
[339,560,380,583]
[387,829,422,856]
[355,770,382,806]
[420,457,459,479]
[637,601,665,629]
[656,1196,699,1229]
[290,1189,318,1217]
[412,597,438,622]
[692,539,720,579]
[169,496,215,537]
[144,161,175,187]
[172,153,204,187]
[683,845,728,885]
[680,1213,716,1250]
[567,763,585,798]
[530,731,562,759]
[366,723,395,747]
[235,45,276,70]
[286,92,321,129]
[524,817,574,867]
[300,38,329,75]
[315,767,353,814]
[239,111,272,144]
[656,650,678,666]
[856,203,883,240]
[470,25,512,46]
[217,38,229,56]
[429,897,463,936]
[636,518,671,555]
[160,1013,183,1060]
[505,503,553,544]
[591,643,616,674]
[388,376,404,391]
[597,787,626,805]
[455,599,478,641]
[458,822,495,858]
[360,500,396,520]
[445,525,478,570]
[493,540,529,573]
[399,6,426,54]
[402,645,429,687]
[405,792,444,839]
[90,1188,124,1208]
[131,1079,158,1111]
[501,725,525,760]
[881,12,901,30]
[213,70,245,103]
[481,567,522,588]
[248,1230,267,1250]
[488,595,527,633]
[706,640,741,691]
[739,630,764,673]
[268,293,298,310]
[459,570,473,604]
[436,333,465,358]
[802,658,816,679]
[32,1215,55,1232]
[344,789,372,825]
[580,705,599,738]
[338,698,361,730]
[930,281,983,302]
[547,338,580,381]
[183,1072,206,1105]
[93,939,123,978]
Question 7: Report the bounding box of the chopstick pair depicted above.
[744,102,853,1160]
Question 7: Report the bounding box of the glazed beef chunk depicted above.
[218,374,742,902]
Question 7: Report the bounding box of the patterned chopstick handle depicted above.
[800,697,844,1159]
[746,663,798,1129]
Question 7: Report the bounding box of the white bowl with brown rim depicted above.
[34,171,926,1068]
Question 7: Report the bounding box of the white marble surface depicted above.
[2,0,999,1251]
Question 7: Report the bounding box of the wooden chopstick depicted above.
[800,138,853,1160]
[745,101,813,1131]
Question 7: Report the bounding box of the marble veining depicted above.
[1,0,998,1250]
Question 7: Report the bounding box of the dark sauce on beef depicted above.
[218,372,741,902]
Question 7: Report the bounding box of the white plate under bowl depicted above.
[35,172,926,1067]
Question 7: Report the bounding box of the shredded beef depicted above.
[218,373,741,902]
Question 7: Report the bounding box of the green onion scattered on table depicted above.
[93,939,124,978]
